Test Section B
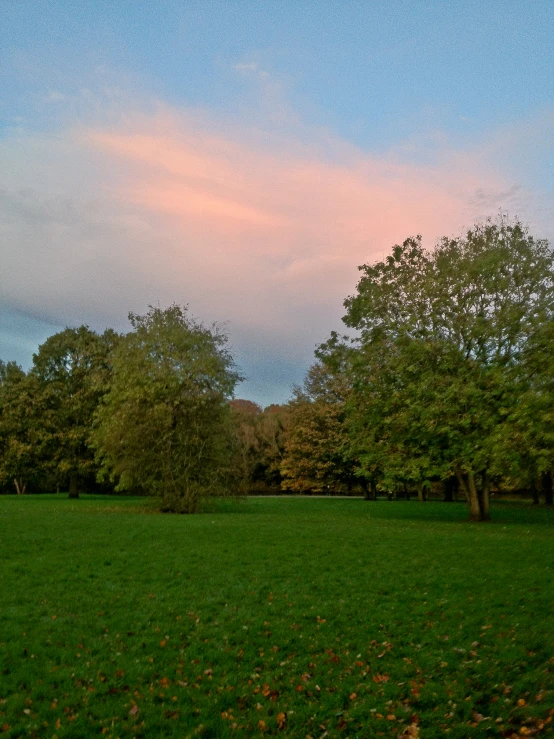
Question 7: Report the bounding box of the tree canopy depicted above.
[31,326,118,497]
[280,360,360,495]
[341,218,554,519]
[91,305,242,512]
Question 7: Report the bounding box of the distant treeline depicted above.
[1,217,554,518]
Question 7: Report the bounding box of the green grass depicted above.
[0,496,553,738]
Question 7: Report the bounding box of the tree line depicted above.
[1,217,554,518]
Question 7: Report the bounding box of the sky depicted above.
[1,1,553,406]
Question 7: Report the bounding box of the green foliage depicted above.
[230,400,290,493]
[280,361,360,494]
[30,326,118,497]
[342,218,554,519]
[91,305,242,512]
[0,361,41,494]
[1,495,553,737]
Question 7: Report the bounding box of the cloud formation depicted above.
[0,101,548,403]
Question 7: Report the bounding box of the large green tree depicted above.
[31,326,118,497]
[91,305,242,513]
[343,218,554,520]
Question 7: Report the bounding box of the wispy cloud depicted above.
[234,61,269,79]
[44,90,66,103]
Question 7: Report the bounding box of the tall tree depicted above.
[31,326,118,497]
[343,218,554,520]
[91,305,242,513]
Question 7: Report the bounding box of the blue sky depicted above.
[1,1,553,405]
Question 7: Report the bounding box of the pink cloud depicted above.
[84,111,506,327]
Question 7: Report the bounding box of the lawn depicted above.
[0,496,553,738]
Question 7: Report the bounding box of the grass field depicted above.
[0,496,553,738]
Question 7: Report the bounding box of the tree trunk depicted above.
[417,483,423,502]
[443,477,454,502]
[457,470,489,521]
[404,482,410,501]
[14,479,26,495]
[542,470,553,506]
[68,473,79,499]
[480,471,491,521]
[457,471,481,521]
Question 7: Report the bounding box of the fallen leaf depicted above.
[373,674,390,683]
[129,704,139,717]
[399,723,420,738]
[276,711,286,729]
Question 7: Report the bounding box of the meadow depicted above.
[0,496,553,738]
